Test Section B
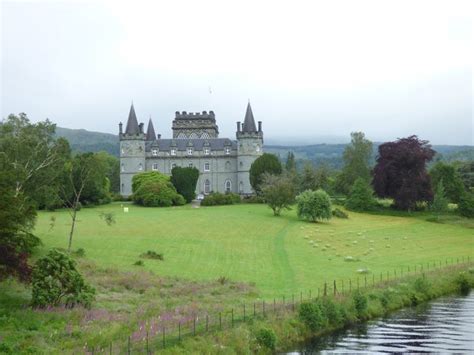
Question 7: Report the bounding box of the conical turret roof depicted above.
[242,102,257,132]
[146,118,156,141]
[125,103,140,135]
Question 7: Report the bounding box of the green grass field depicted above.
[35,202,473,298]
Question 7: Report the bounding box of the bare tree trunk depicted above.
[68,205,77,253]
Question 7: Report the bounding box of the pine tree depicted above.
[431,180,448,214]
[345,177,376,211]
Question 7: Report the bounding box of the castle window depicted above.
[152,149,158,156]
[152,163,158,171]
[225,180,232,193]
[255,144,260,152]
[171,149,176,156]
[121,163,125,172]
[172,163,177,169]
[204,179,211,194]
[204,148,210,155]
[121,148,124,155]
[138,163,143,171]
[239,181,243,193]
[225,147,230,155]
[187,148,193,155]
[121,183,124,193]
[225,161,231,170]
[189,162,193,168]
[239,161,243,168]
[204,162,210,172]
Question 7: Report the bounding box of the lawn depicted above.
[35,202,474,298]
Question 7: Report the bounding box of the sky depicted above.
[1,0,472,145]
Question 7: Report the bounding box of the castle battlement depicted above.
[175,111,216,120]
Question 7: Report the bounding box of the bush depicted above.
[201,192,240,206]
[31,249,95,308]
[332,208,348,218]
[170,167,199,203]
[255,327,277,350]
[72,248,86,257]
[133,260,144,266]
[296,189,332,222]
[352,291,367,318]
[140,250,164,260]
[242,195,265,204]
[345,178,376,211]
[455,272,471,295]
[457,193,474,218]
[249,153,282,193]
[132,172,185,207]
[299,302,324,331]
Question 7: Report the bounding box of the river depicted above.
[289,291,474,354]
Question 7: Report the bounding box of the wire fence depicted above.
[86,255,472,354]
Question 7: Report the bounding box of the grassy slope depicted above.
[35,203,473,298]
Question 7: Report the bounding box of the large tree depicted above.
[171,166,199,202]
[335,132,373,195]
[430,162,465,203]
[249,153,282,193]
[261,173,295,216]
[372,136,435,210]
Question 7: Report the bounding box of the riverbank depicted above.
[157,263,474,353]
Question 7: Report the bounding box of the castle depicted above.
[119,103,264,197]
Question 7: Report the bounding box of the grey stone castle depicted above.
[119,103,263,197]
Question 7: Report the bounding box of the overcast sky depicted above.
[1,0,472,145]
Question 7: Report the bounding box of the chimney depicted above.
[158,134,161,139]
[119,122,123,135]
[237,122,241,132]
[139,123,144,134]
[258,121,262,132]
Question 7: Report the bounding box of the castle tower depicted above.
[172,111,219,139]
[236,102,263,195]
[119,103,146,196]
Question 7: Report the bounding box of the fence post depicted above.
[380,272,382,283]
[274,298,276,313]
[219,312,222,329]
[194,317,196,335]
[231,309,234,328]
[300,291,303,303]
[309,289,312,300]
[109,342,112,355]
[372,274,375,287]
[394,269,397,278]
[263,301,266,317]
[243,304,246,321]
[162,327,165,349]
[349,279,352,292]
[127,335,131,354]
[292,294,295,311]
[324,283,327,297]
[364,276,367,288]
[334,280,337,296]
[357,277,359,290]
[254,302,256,316]
[146,329,149,353]
[206,315,209,332]
[318,288,320,298]
[178,322,181,341]
[342,280,344,295]
[283,296,285,307]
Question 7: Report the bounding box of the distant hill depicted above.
[55,127,119,156]
[55,127,473,169]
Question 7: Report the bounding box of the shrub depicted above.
[170,167,199,203]
[296,189,332,222]
[242,195,265,204]
[201,192,240,206]
[133,260,144,266]
[352,291,367,318]
[140,250,164,260]
[455,272,471,295]
[31,249,95,308]
[132,172,185,207]
[72,248,86,257]
[255,327,277,350]
[299,302,324,331]
[457,193,474,218]
[430,181,449,213]
[345,177,376,211]
[249,153,282,193]
[332,208,348,218]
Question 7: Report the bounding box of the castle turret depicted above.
[119,103,146,196]
[146,118,156,141]
[237,102,263,195]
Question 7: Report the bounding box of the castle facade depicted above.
[119,103,263,197]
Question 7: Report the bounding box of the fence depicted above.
[87,255,472,354]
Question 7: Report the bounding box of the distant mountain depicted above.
[55,127,119,156]
[55,127,473,169]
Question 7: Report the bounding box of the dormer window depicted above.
[152,149,158,156]
[187,148,193,155]
[204,148,210,155]
[171,149,176,156]
[225,147,231,155]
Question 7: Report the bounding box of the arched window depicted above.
[189,132,199,139]
[239,161,243,168]
[225,161,231,170]
[205,179,211,194]
[121,183,124,193]
[239,181,243,193]
[138,163,143,171]
[255,144,260,152]
[121,163,125,172]
[225,180,232,193]
[201,132,210,139]
[177,133,187,139]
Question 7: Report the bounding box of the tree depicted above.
[430,162,465,203]
[345,177,377,211]
[132,171,185,207]
[335,132,373,195]
[31,249,95,308]
[285,151,296,173]
[296,189,332,222]
[457,193,474,218]
[249,153,282,193]
[455,161,474,193]
[170,166,199,202]
[300,163,317,192]
[430,180,448,214]
[261,173,295,216]
[95,151,120,194]
[372,136,435,210]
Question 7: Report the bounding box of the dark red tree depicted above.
[372,136,435,210]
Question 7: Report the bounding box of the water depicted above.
[289,292,474,354]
